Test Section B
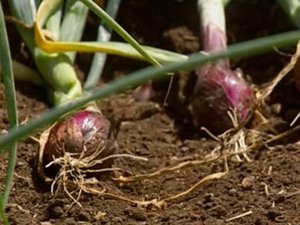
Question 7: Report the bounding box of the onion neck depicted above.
[198,0,229,67]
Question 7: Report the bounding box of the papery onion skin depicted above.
[42,110,116,178]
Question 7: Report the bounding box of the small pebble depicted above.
[78,211,91,221]
[50,206,64,218]
[241,175,255,189]
[40,222,52,225]
[94,211,106,221]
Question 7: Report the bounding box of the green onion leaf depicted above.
[0,1,19,220]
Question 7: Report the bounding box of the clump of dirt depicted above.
[1,0,300,225]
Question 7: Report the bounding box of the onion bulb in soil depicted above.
[190,0,254,134]
[190,63,253,134]
[38,108,117,182]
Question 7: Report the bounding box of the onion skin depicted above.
[42,110,116,178]
[190,62,253,134]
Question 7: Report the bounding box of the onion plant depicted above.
[6,0,187,214]
[8,0,156,199]
[190,0,253,134]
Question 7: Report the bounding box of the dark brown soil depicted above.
[2,0,300,224]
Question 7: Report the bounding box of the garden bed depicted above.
[1,0,300,224]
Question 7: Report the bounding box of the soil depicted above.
[1,0,300,224]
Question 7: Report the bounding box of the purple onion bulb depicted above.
[190,63,253,134]
[41,109,117,178]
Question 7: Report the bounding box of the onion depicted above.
[38,108,117,180]
[190,0,253,134]
[191,63,253,133]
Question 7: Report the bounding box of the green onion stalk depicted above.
[190,0,254,134]
[0,1,18,224]
[8,0,117,182]
[84,0,122,91]
[276,0,300,92]
[9,0,83,105]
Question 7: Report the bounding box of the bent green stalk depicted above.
[33,0,187,65]
[36,0,161,67]
[0,1,18,223]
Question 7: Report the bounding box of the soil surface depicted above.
[2,0,300,225]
